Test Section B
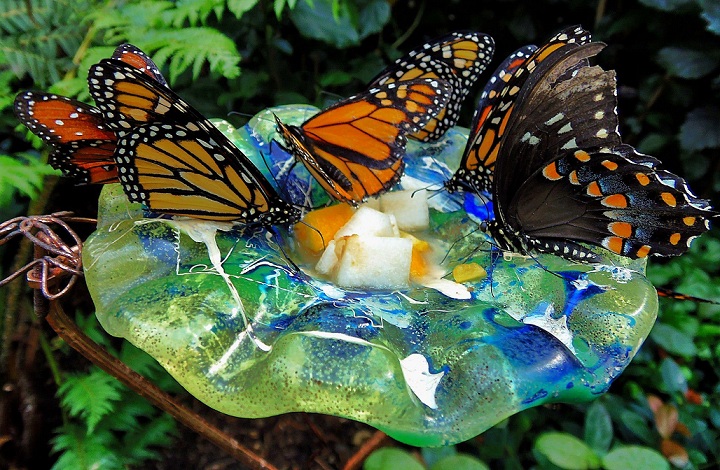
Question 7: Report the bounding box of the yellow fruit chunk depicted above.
[405,233,433,279]
[294,204,354,253]
[452,263,487,283]
[410,248,429,279]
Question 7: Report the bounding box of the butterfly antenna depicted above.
[413,182,445,200]
[296,219,327,251]
[267,227,305,279]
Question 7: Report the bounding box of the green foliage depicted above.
[0,153,59,207]
[49,311,180,468]
[2,0,719,467]
[364,447,425,470]
[57,369,123,433]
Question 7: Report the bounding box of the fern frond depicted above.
[121,414,177,465]
[1,0,96,87]
[143,28,242,80]
[57,368,123,433]
[51,423,122,470]
[228,0,261,19]
[166,0,226,27]
[0,153,58,207]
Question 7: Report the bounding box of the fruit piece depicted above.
[334,206,395,239]
[315,239,340,275]
[294,203,354,253]
[335,235,412,289]
[452,263,487,283]
[380,189,429,231]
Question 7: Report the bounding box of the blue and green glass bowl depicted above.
[83,105,657,447]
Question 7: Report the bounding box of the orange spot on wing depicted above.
[661,192,677,207]
[574,150,591,162]
[636,245,651,258]
[586,181,602,197]
[635,173,650,186]
[609,222,633,238]
[601,160,618,170]
[542,162,562,180]
[670,233,681,245]
[568,170,579,185]
[604,236,624,254]
[683,216,696,226]
[602,194,628,208]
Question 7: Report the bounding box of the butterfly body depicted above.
[449,26,713,262]
[275,79,452,205]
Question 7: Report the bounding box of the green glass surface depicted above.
[84,106,657,446]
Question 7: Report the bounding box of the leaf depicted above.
[0,154,58,207]
[431,454,490,470]
[699,0,720,35]
[227,0,260,18]
[51,423,122,470]
[364,447,425,470]
[619,411,655,444]
[602,446,670,470]
[121,414,178,465]
[290,0,359,48]
[421,446,457,469]
[654,404,679,439]
[357,0,391,38]
[57,369,123,433]
[534,432,601,469]
[660,358,689,394]
[679,107,720,151]
[584,402,613,453]
[651,323,697,358]
[657,47,719,79]
[637,0,694,11]
[660,439,689,467]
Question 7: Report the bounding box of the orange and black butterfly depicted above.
[274,78,452,205]
[86,58,301,225]
[366,31,494,142]
[13,44,168,184]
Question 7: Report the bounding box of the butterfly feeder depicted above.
[81,107,659,447]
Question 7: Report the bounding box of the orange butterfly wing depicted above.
[277,79,452,204]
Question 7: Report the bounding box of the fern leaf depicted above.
[57,368,123,433]
[121,414,178,465]
[143,28,242,81]
[0,154,58,207]
[51,423,122,470]
[228,0,260,18]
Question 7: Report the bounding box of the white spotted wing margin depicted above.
[115,122,301,225]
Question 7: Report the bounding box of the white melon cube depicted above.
[335,235,412,289]
[380,189,429,231]
[315,239,340,275]
[361,197,381,211]
[334,206,395,239]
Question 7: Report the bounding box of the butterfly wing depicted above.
[445,44,537,193]
[14,44,169,185]
[447,26,593,195]
[484,26,712,260]
[91,60,300,225]
[276,78,452,204]
[14,91,119,184]
[367,31,494,141]
[507,145,712,260]
[111,43,168,87]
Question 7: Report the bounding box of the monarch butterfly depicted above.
[86,58,301,225]
[448,26,713,261]
[275,79,452,205]
[13,44,168,185]
[366,31,494,142]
